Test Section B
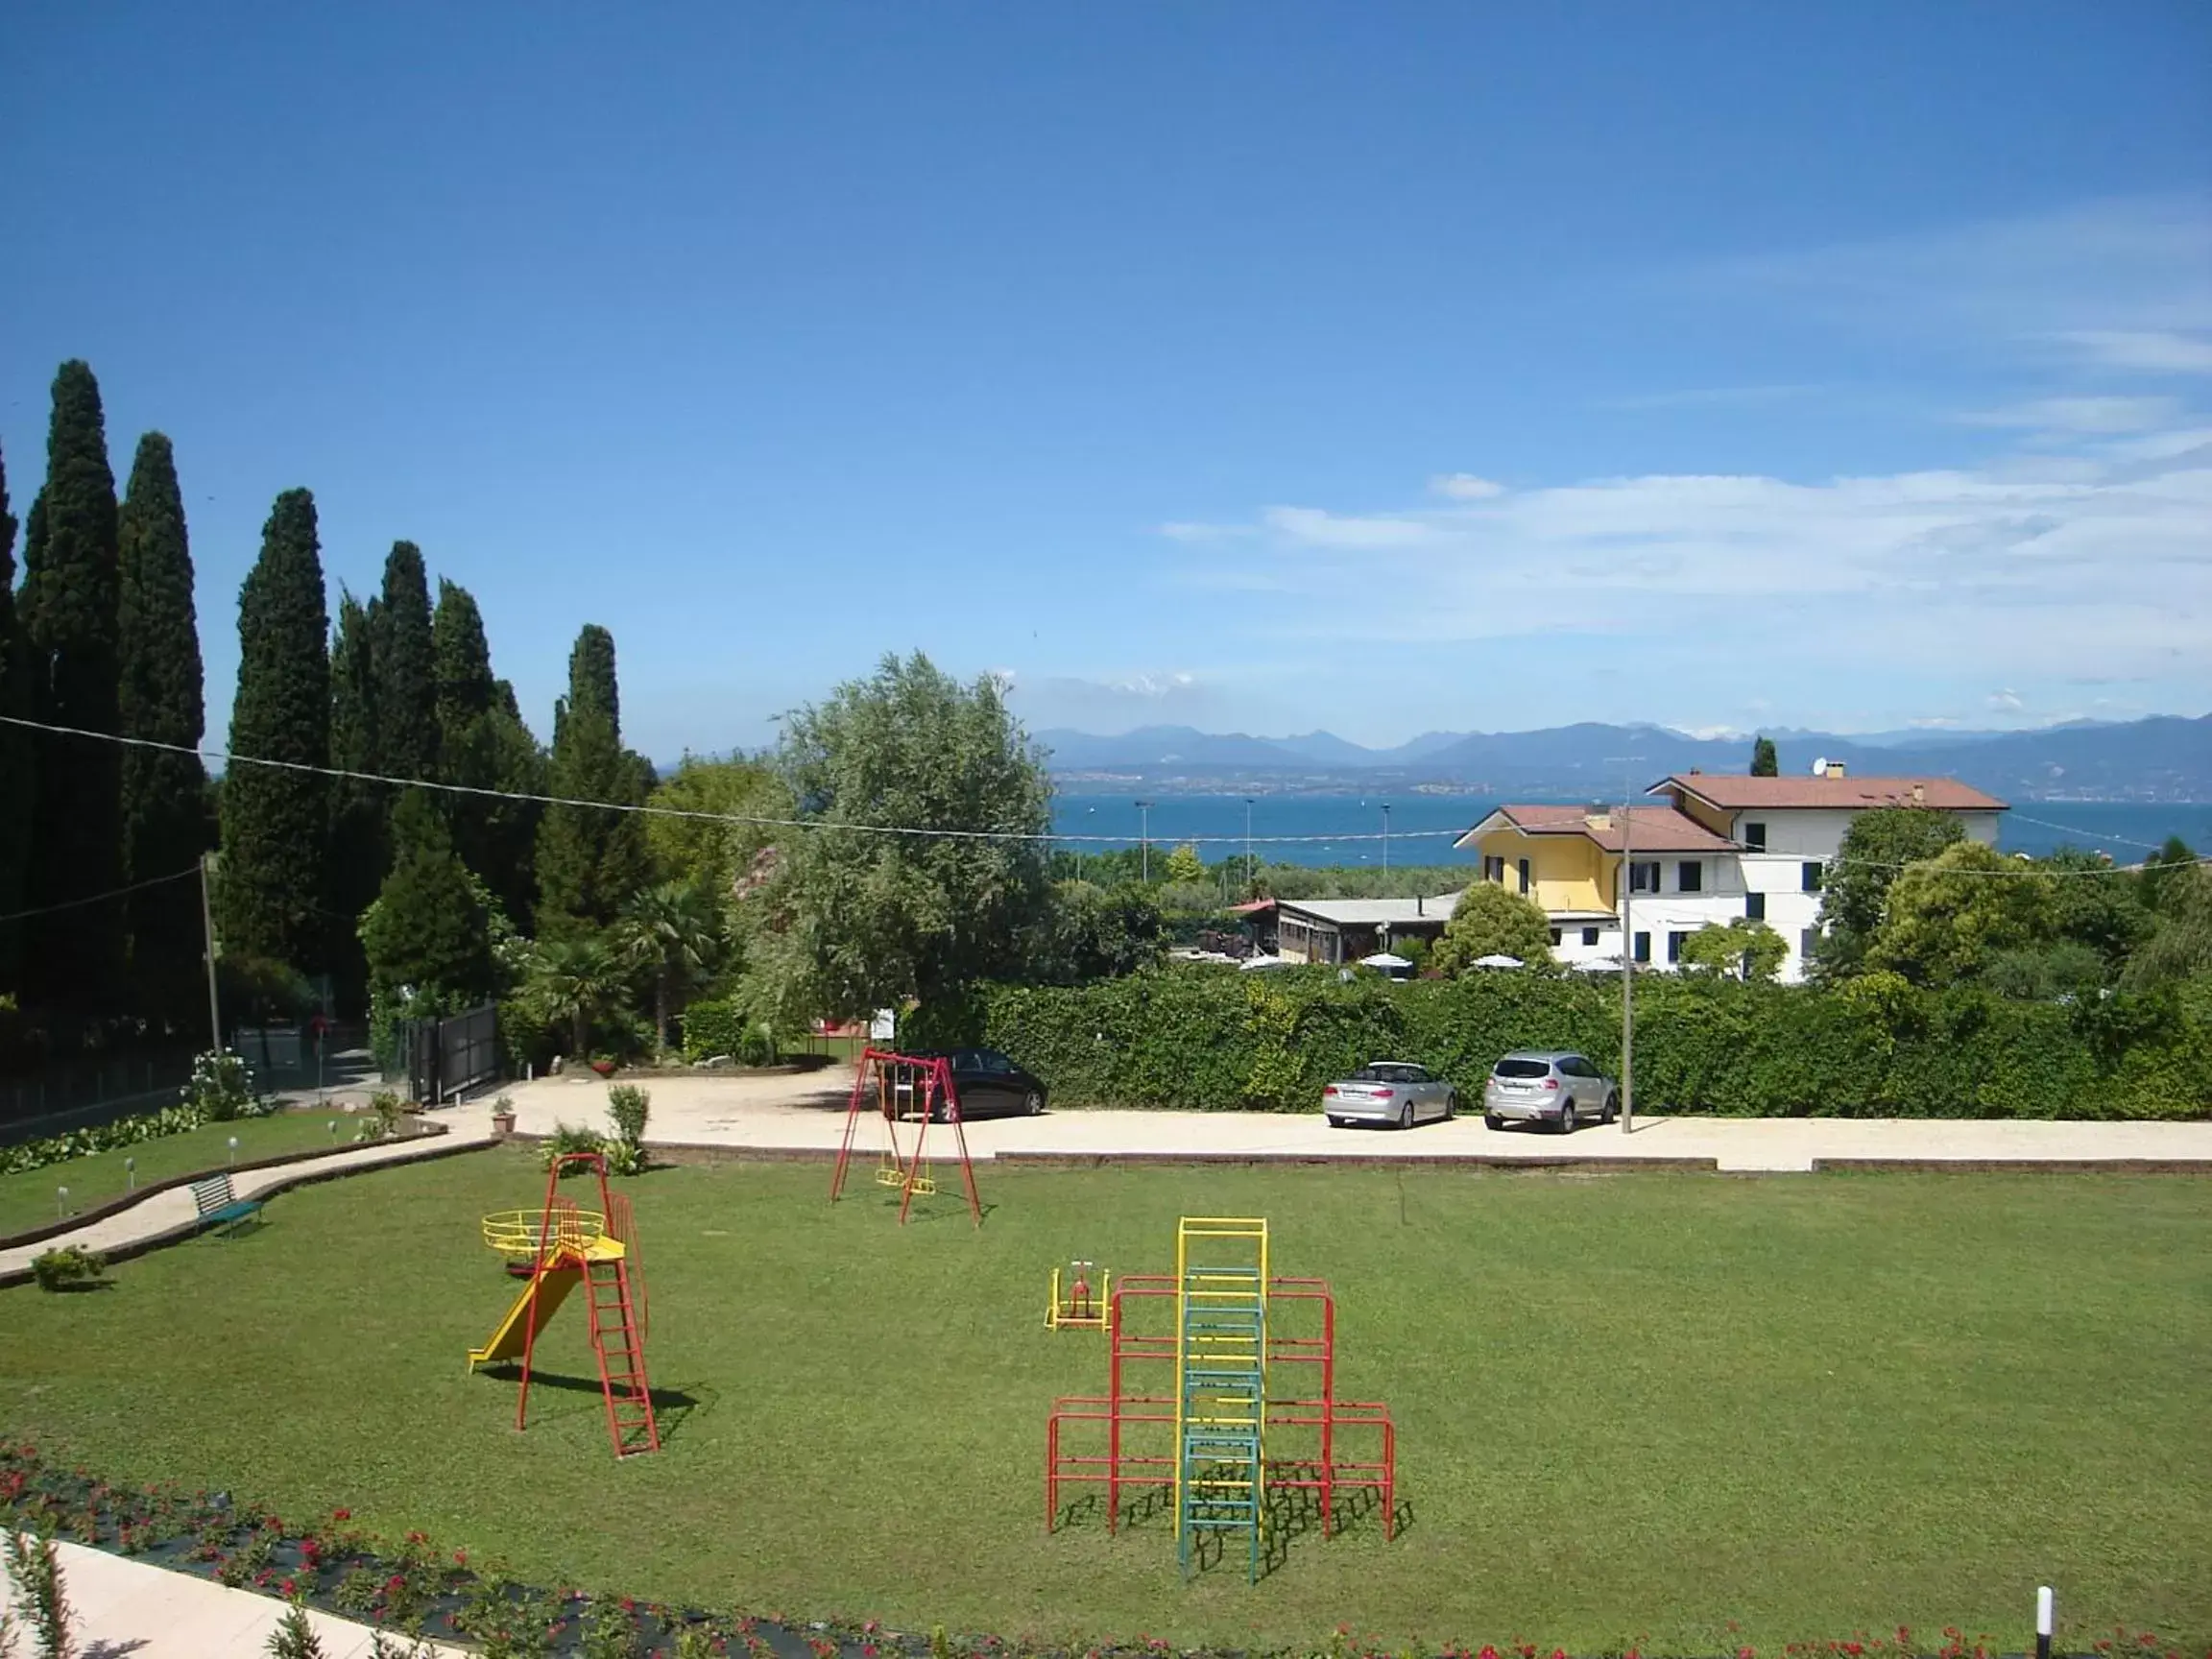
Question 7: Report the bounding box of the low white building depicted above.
[1455,763,2008,982]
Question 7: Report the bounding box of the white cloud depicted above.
[2057,330,2212,373]
[1960,397,2183,433]
[1430,472,1506,499]
[1672,724,1748,741]
[1986,688,2025,711]
[1261,505,1434,549]
[1702,195,2212,373]
[1908,716,1962,729]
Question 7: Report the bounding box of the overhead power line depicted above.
[0,712,2202,878]
[0,864,201,926]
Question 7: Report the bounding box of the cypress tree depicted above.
[359,786,494,1019]
[19,360,125,1015]
[325,590,384,1006]
[115,433,212,1026]
[432,580,542,929]
[1750,734,1779,777]
[374,541,436,783]
[219,489,330,973]
[0,442,30,995]
[535,624,650,935]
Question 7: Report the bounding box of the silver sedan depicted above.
[1323,1061,1456,1130]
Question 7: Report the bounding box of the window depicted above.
[1743,821,1767,852]
[1581,926,1600,947]
[1482,854,1504,884]
[1802,860,1824,892]
[1668,930,1689,964]
[1558,1056,1587,1077]
[1677,860,1702,893]
[1517,857,1531,895]
[1746,891,1766,922]
[1549,927,1562,946]
[1628,859,1661,894]
[1632,930,1650,963]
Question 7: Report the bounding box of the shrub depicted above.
[366,1091,405,1140]
[605,1084,650,1146]
[0,1528,72,1659]
[0,1104,208,1179]
[942,965,2212,1118]
[183,1048,268,1122]
[678,997,747,1063]
[266,1596,327,1659]
[541,1121,608,1170]
[29,1246,105,1294]
[733,1024,776,1067]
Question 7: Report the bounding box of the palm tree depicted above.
[619,881,723,1057]
[531,934,628,1061]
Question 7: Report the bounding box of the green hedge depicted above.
[926,968,2212,1119]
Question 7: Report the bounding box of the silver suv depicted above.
[1482,1050,1618,1134]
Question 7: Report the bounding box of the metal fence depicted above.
[397,1002,500,1104]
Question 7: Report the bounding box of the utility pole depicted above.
[1382,802,1392,872]
[1136,800,1152,883]
[198,852,223,1053]
[1606,757,1643,1134]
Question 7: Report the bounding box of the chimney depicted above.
[1828,761,1846,778]
[1416,894,1424,917]
[1911,781,1926,805]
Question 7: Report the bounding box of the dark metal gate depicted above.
[398,1002,499,1103]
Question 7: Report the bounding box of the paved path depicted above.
[0,1105,496,1284]
[0,1535,466,1657]
[504,1069,2212,1173]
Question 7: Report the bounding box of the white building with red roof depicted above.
[1454,760,2008,982]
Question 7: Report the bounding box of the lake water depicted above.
[1050,791,2212,868]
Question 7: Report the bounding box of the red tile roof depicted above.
[1483,805,1737,853]
[1657,775,2008,812]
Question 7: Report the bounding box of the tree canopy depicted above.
[1749,735,1779,777]
[1431,882,1556,975]
[20,360,125,1013]
[751,652,1051,1019]
[115,431,210,1024]
[359,787,495,1021]
[1812,806,1966,979]
[1679,918,1787,982]
[1865,840,2053,987]
[0,439,31,995]
[1032,879,1166,985]
[218,488,330,971]
[536,624,651,934]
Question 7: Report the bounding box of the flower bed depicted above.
[0,1441,2199,1659]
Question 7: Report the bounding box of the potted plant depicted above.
[489,1094,517,1137]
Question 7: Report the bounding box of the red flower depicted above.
[280,1578,296,1597]
[332,1508,350,1521]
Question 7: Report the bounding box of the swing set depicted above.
[829,1047,984,1227]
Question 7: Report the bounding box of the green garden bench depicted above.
[189,1172,264,1237]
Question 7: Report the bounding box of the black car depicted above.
[904,1048,1048,1120]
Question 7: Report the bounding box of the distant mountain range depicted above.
[1034,715,2212,802]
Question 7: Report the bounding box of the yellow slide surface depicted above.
[469,1266,581,1370]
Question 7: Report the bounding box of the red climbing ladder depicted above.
[584,1254,659,1456]
[510,1152,661,1459]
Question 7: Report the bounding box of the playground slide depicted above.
[468,1267,581,1370]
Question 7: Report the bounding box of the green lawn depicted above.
[1,1151,2206,1651]
[0,1112,371,1238]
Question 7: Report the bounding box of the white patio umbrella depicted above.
[1359,951,1413,970]
[1239,953,1293,971]
[1571,956,1623,974]
[1469,953,1524,969]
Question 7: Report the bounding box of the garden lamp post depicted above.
[125,1157,135,1193]
[228,1135,240,1168]
[57,1186,68,1220]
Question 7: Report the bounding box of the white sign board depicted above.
[869,1008,896,1043]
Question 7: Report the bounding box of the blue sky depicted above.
[3,2,2207,757]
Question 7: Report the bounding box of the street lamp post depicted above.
[1136,800,1153,883]
[1382,803,1392,872]
[1608,757,1643,1134]
[1243,798,1254,894]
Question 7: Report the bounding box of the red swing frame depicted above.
[828,1047,984,1227]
